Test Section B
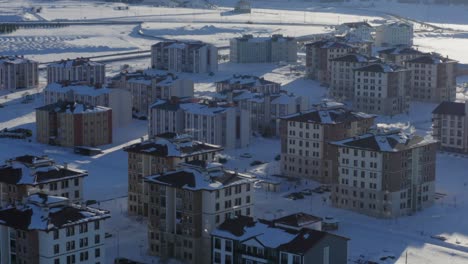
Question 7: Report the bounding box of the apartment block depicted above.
[211,213,349,264]
[377,46,426,66]
[215,75,281,94]
[0,194,109,264]
[123,134,223,216]
[145,162,255,264]
[279,103,375,183]
[305,40,357,84]
[0,56,38,91]
[110,70,194,116]
[432,101,468,153]
[233,91,309,136]
[329,53,380,101]
[150,99,251,149]
[335,22,374,42]
[404,53,458,103]
[47,57,105,85]
[329,128,438,218]
[43,82,132,127]
[230,34,297,63]
[353,63,410,115]
[0,155,87,207]
[36,101,112,147]
[151,41,218,73]
[375,22,414,47]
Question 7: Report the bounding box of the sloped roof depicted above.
[432,102,466,116]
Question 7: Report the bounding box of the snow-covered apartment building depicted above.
[377,46,426,66]
[329,128,438,218]
[403,53,458,103]
[374,21,414,47]
[151,41,218,73]
[36,101,113,147]
[149,99,251,149]
[110,70,194,116]
[47,58,105,85]
[279,103,375,183]
[432,101,468,153]
[0,194,109,264]
[353,63,410,116]
[0,56,38,91]
[211,213,349,264]
[306,40,357,84]
[230,34,297,63]
[335,22,374,42]
[329,53,380,101]
[43,82,132,127]
[123,133,223,217]
[145,161,255,264]
[0,155,87,207]
[215,74,281,94]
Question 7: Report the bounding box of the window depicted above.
[66,226,74,237]
[66,255,75,264]
[94,221,100,230]
[95,248,101,258]
[53,230,59,240]
[95,235,100,244]
[79,251,89,261]
[214,238,221,249]
[225,240,232,251]
[79,223,87,233]
[54,259,60,264]
[54,244,60,254]
[74,178,79,186]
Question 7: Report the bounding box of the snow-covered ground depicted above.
[1,0,468,263]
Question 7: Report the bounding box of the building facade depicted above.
[353,63,410,115]
[0,194,109,264]
[123,134,223,217]
[230,34,297,63]
[329,53,380,101]
[375,22,414,47]
[215,75,281,94]
[404,54,458,103]
[432,101,468,153]
[0,155,87,207]
[0,56,39,91]
[47,58,105,85]
[279,103,375,183]
[329,128,438,218]
[335,22,374,42]
[36,101,113,147]
[151,41,218,73]
[145,162,255,264]
[377,46,426,66]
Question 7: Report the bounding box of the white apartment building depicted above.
[0,56,38,91]
[47,58,105,85]
[43,82,132,127]
[404,53,458,103]
[432,101,468,153]
[335,22,374,42]
[279,102,375,183]
[305,40,357,84]
[329,53,380,101]
[233,91,309,136]
[375,22,414,47]
[0,155,87,207]
[110,70,194,116]
[215,74,281,94]
[0,194,109,264]
[151,41,218,73]
[145,162,255,264]
[329,128,438,218]
[230,34,297,63]
[353,63,410,115]
[150,99,251,149]
[377,46,426,66]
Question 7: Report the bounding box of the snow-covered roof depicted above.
[181,102,234,116]
[354,63,406,73]
[331,53,379,63]
[0,194,109,231]
[48,57,103,68]
[0,55,36,65]
[44,82,111,96]
[281,105,375,124]
[36,101,110,115]
[406,53,457,64]
[216,74,280,87]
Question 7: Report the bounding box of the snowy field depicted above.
[0,0,468,263]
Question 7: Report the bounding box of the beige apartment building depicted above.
[404,53,458,103]
[353,63,410,116]
[36,101,112,147]
[230,34,297,63]
[145,161,255,264]
[47,57,105,85]
[0,56,38,91]
[432,101,468,153]
[123,134,223,216]
[305,40,357,84]
[0,155,87,207]
[279,103,375,183]
[329,128,438,218]
[329,53,380,101]
[110,70,194,116]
